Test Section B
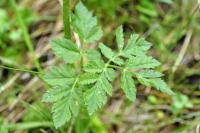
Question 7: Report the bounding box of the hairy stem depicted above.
[63,0,71,39]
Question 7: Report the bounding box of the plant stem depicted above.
[104,53,121,71]
[10,0,42,72]
[63,0,71,39]
[0,65,42,74]
[4,121,53,130]
[108,64,122,69]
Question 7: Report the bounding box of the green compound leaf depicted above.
[51,38,81,63]
[121,70,136,102]
[72,2,103,43]
[43,64,76,86]
[43,19,174,128]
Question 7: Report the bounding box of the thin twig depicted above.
[0,73,20,93]
[172,30,193,73]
